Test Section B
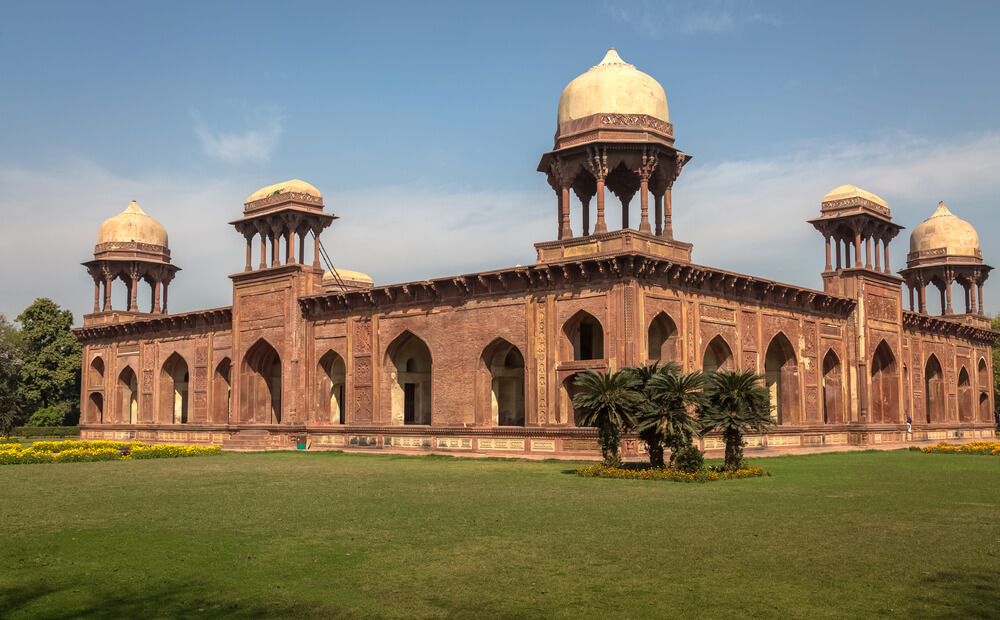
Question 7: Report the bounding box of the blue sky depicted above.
[1,0,998,323]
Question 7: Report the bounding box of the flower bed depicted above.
[0,440,222,465]
[913,441,1000,456]
[575,463,771,483]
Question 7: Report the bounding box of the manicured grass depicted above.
[2,450,998,618]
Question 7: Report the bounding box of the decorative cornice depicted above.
[300,251,855,318]
[821,196,891,217]
[72,307,232,343]
[901,310,999,344]
[244,191,324,214]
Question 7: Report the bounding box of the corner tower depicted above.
[899,202,991,323]
[808,184,904,296]
[82,201,180,325]
[535,48,692,263]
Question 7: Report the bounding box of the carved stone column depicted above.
[587,147,609,234]
[637,150,658,234]
[825,235,832,271]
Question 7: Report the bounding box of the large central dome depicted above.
[557,48,669,125]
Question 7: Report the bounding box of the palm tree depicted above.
[699,369,773,471]
[637,368,706,468]
[572,368,642,467]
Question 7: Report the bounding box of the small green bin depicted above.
[296,433,307,450]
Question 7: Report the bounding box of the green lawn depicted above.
[2,450,998,619]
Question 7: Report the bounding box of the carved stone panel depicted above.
[536,302,548,424]
[195,337,209,367]
[743,351,757,372]
[355,386,373,423]
[355,357,372,385]
[866,293,897,323]
[741,312,757,350]
[355,320,372,354]
[142,342,154,371]
[141,370,154,394]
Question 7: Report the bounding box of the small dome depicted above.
[557,48,669,125]
[909,202,980,256]
[323,269,373,286]
[97,201,168,247]
[823,184,888,208]
[246,179,321,203]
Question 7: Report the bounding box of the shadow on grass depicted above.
[0,580,346,619]
[915,569,1000,618]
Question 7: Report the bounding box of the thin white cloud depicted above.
[1,132,998,325]
[606,0,783,37]
[193,107,283,164]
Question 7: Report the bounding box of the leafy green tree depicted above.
[636,366,705,468]
[699,369,774,471]
[0,314,21,438]
[15,299,81,424]
[572,368,642,467]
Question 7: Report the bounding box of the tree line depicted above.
[0,298,82,437]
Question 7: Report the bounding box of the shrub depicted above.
[28,404,69,427]
[12,426,80,437]
[575,463,771,483]
[673,445,705,473]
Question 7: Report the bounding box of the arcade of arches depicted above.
[74,49,997,456]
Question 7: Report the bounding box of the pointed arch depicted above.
[384,331,432,425]
[481,338,525,426]
[980,392,991,423]
[318,350,347,425]
[241,339,281,424]
[870,341,899,424]
[958,366,973,422]
[925,355,945,423]
[88,392,104,424]
[160,353,189,424]
[979,357,989,390]
[822,349,843,424]
[648,312,679,363]
[702,335,733,373]
[563,310,604,361]
[212,357,232,424]
[562,373,585,426]
[89,356,105,387]
[765,333,799,424]
[118,366,138,424]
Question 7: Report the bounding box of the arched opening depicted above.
[765,333,799,424]
[822,350,843,424]
[89,357,105,387]
[385,332,432,425]
[702,335,733,373]
[925,355,945,423]
[118,367,138,424]
[870,341,899,424]
[88,392,104,424]
[160,353,189,424]
[483,340,525,426]
[980,393,991,423]
[979,358,989,390]
[958,367,973,422]
[242,340,282,424]
[318,351,347,425]
[647,312,679,363]
[562,373,584,426]
[564,311,604,361]
[212,358,232,424]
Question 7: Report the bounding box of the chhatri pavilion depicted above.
[73,49,997,455]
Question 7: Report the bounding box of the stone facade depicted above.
[73,50,998,457]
